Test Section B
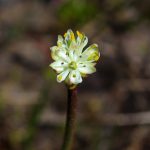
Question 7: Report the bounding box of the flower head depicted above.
[50,29,100,88]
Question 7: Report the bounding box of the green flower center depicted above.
[69,61,77,70]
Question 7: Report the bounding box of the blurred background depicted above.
[0,0,150,150]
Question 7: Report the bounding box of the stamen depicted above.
[69,61,77,70]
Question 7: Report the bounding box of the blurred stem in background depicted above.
[21,83,50,150]
[61,88,77,150]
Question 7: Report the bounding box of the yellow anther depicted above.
[88,52,99,61]
[70,32,75,41]
[77,31,83,39]
[58,75,62,81]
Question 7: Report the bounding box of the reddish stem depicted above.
[61,87,77,150]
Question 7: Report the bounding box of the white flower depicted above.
[50,29,100,88]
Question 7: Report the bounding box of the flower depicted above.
[50,29,100,88]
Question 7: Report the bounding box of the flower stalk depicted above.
[62,87,77,150]
[49,29,100,150]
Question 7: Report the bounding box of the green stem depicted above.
[61,87,77,150]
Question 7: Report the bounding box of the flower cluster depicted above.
[50,29,100,88]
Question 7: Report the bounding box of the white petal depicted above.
[64,29,76,48]
[76,32,88,55]
[82,44,100,61]
[50,43,70,62]
[50,46,59,60]
[80,36,88,49]
[68,50,78,62]
[56,50,70,62]
[50,61,68,73]
[78,63,96,74]
[68,50,74,61]
[69,70,82,84]
[57,35,64,47]
[57,69,69,82]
